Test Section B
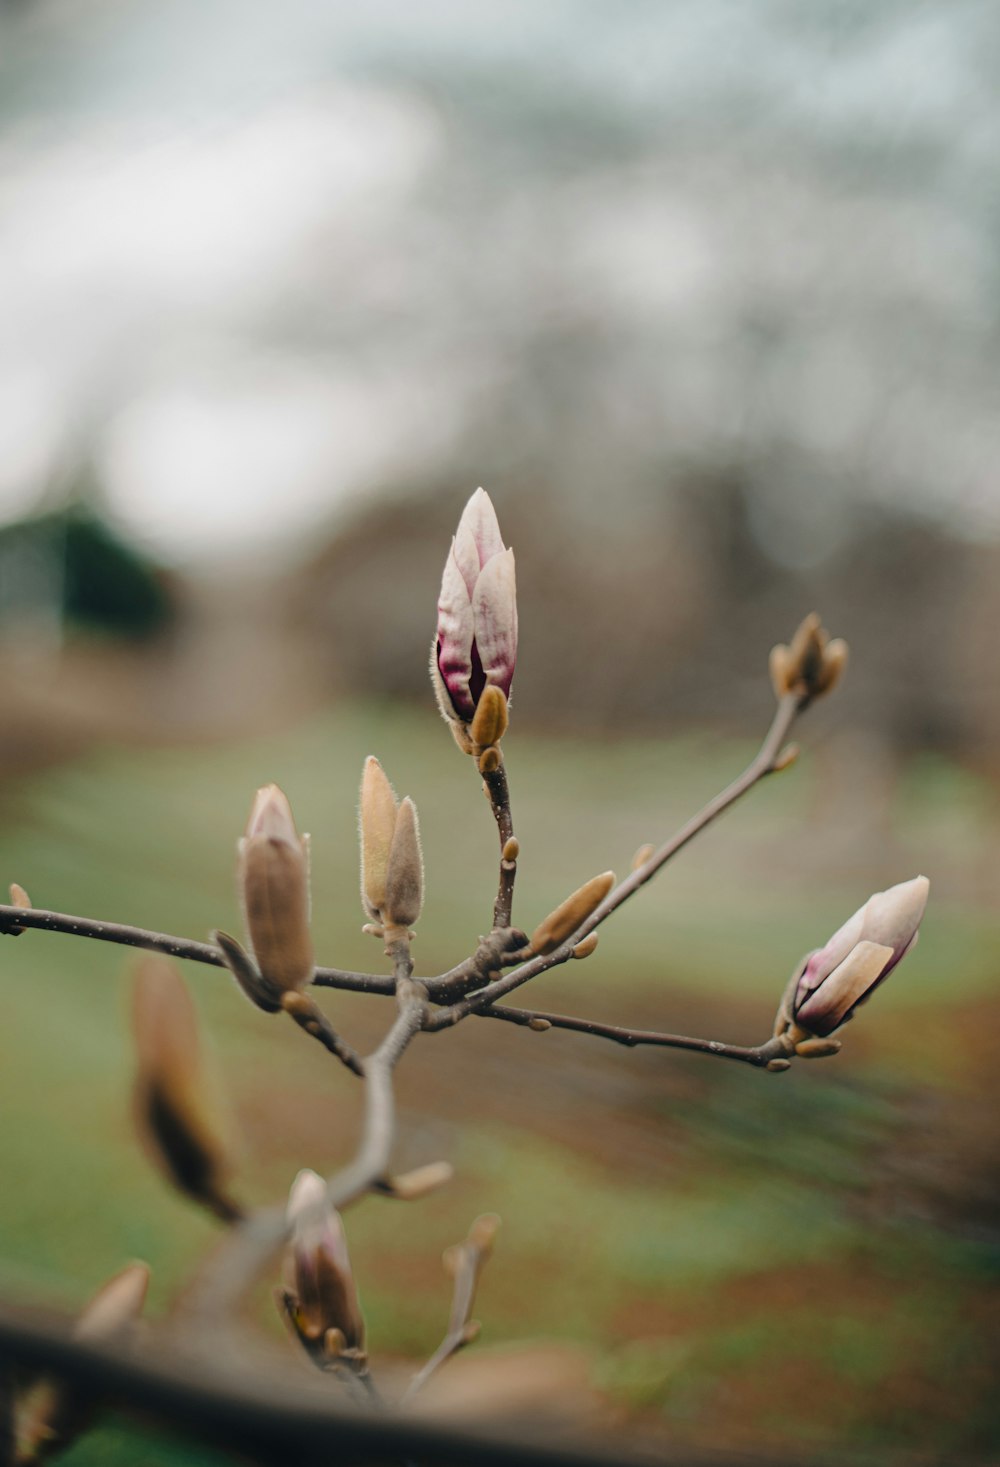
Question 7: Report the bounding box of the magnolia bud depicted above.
[282,1169,365,1365]
[238,784,313,993]
[530,872,615,955]
[783,875,929,1039]
[383,796,424,930]
[131,956,240,1222]
[470,685,509,750]
[359,757,399,922]
[432,489,517,745]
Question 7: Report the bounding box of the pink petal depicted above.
[436,543,475,718]
[472,547,517,696]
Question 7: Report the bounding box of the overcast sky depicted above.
[1,0,998,565]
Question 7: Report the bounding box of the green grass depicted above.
[0,700,997,1460]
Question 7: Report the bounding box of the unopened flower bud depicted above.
[282,1169,365,1365]
[769,613,848,704]
[238,784,313,993]
[782,875,929,1039]
[131,956,240,1222]
[359,757,399,922]
[530,871,615,955]
[380,1161,455,1201]
[432,489,517,745]
[383,796,424,930]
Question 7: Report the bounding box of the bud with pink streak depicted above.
[786,875,929,1039]
[432,488,517,740]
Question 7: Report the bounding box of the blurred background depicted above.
[0,1,998,1462]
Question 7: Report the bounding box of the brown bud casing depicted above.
[630,844,655,871]
[470,685,508,748]
[478,746,500,774]
[131,955,239,1222]
[571,934,599,959]
[359,757,399,922]
[383,796,424,928]
[530,871,615,955]
[239,784,313,993]
[381,1161,455,1201]
[772,613,848,705]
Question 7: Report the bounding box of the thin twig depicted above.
[0,905,397,995]
[192,988,427,1324]
[478,1004,787,1068]
[428,693,802,1028]
[403,1215,498,1404]
[481,755,517,928]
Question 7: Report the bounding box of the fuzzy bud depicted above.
[530,872,615,956]
[382,796,424,930]
[359,757,399,922]
[238,784,313,993]
[131,956,240,1222]
[470,685,509,750]
[432,489,517,745]
[780,875,929,1040]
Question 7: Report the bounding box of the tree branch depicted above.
[481,755,517,929]
[429,693,802,1028]
[478,1003,787,1068]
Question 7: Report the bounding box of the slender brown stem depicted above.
[403,1215,496,1403]
[0,905,397,994]
[192,988,427,1323]
[479,1003,786,1068]
[429,694,801,1028]
[481,755,517,928]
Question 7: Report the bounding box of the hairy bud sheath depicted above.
[531,871,615,955]
[782,875,929,1040]
[131,955,238,1221]
[432,488,517,744]
[283,1169,365,1361]
[358,760,423,930]
[239,784,313,993]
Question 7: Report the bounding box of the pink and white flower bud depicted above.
[793,875,929,1037]
[433,488,517,729]
[285,1169,365,1355]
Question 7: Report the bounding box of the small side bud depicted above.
[630,844,655,871]
[214,929,283,1013]
[359,757,399,922]
[501,836,520,864]
[238,784,313,993]
[766,1058,792,1072]
[571,934,599,959]
[4,881,31,935]
[772,743,799,773]
[470,685,509,749]
[527,1017,551,1031]
[478,746,501,775]
[131,956,241,1223]
[383,797,424,929]
[794,1036,842,1058]
[530,871,615,956]
[380,1161,455,1201]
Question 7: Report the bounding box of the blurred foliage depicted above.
[0,701,997,1460]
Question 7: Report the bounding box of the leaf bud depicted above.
[630,844,655,871]
[380,1161,455,1201]
[769,613,848,705]
[470,685,509,749]
[571,934,599,959]
[530,871,615,955]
